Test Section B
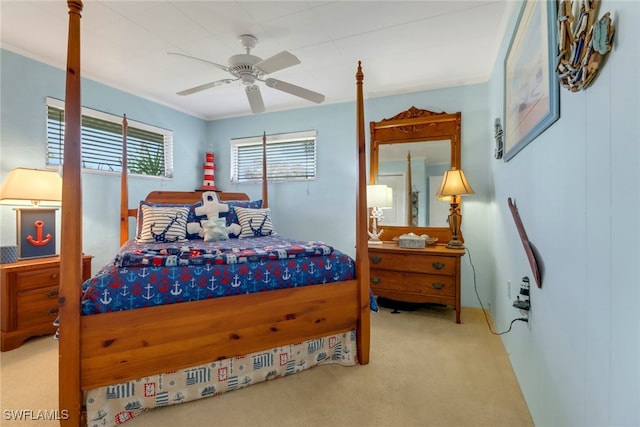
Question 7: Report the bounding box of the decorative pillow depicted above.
[235,206,275,238]
[136,201,193,239]
[136,205,189,243]
[201,218,230,242]
[220,200,263,238]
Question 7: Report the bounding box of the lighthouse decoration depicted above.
[199,151,218,191]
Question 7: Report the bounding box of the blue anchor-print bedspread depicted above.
[81,236,356,315]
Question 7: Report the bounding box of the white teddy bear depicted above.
[186,191,241,239]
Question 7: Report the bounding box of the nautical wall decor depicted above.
[556,0,615,92]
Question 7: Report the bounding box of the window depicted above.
[230,130,316,183]
[46,98,173,178]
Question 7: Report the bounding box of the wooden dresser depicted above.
[368,242,465,323]
[1,255,92,351]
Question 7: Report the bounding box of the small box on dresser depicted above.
[1,255,92,351]
[368,242,465,323]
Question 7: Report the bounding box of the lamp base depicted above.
[16,208,57,259]
[446,238,465,249]
[368,239,383,245]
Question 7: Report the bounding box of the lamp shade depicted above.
[436,168,475,198]
[0,168,62,206]
[367,184,392,209]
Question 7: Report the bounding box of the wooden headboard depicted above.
[145,191,250,204]
[120,190,262,244]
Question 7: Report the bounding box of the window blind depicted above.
[231,131,317,183]
[46,98,173,178]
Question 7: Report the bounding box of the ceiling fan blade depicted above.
[264,78,325,104]
[245,85,265,114]
[168,52,229,72]
[254,51,300,74]
[177,79,235,96]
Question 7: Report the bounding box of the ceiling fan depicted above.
[170,34,325,114]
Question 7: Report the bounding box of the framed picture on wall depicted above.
[503,0,560,161]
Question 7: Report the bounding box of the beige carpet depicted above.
[1,306,533,427]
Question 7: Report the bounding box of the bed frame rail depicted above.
[80,280,359,389]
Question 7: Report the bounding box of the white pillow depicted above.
[136,205,189,243]
[234,207,275,238]
[201,218,230,242]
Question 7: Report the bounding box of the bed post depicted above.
[120,115,129,245]
[355,62,370,365]
[59,1,84,426]
[407,152,412,225]
[261,131,268,208]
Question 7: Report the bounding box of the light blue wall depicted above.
[0,49,208,269]
[487,1,639,426]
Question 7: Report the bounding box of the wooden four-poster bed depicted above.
[58,2,370,426]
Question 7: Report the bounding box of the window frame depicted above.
[45,97,174,179]
[230,130,317,184]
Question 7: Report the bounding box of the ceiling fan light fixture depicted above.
[240,74,256,85]
[173,33,324,113]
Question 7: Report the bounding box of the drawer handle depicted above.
[370,256,382,264]
[432,262,445,270]
[46,289,59,298]
[48,307,59,316]
[432,282,445,290]
[50,273,58,280]
[370,277,382,284]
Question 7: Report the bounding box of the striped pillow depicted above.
[135,201,192,239]
[235,207,275,238]
[219,200,263,238]
[136,205,189,243]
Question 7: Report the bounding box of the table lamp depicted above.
[436,168,474,249]
[367,184,392,244]
[0,168,62,259]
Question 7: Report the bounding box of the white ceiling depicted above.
[0,1,512,120]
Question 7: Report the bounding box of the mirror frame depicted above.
[369,106,462,243]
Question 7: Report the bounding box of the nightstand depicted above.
[368,242,465,323]
[1,255,92,351]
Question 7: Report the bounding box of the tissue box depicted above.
[0,246,18,264]
[398,233,427,249]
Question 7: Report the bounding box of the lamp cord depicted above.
[465,247,528,335]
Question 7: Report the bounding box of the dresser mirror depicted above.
[370,107,461,242]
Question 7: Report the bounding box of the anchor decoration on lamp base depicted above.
[199,152,218,191]
[366,184,393,244]
[16,208,57,259]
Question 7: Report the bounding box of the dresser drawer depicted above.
[369,252,457,275]
[2,255,92,351]
[370,270,456,297]
[17,285,60,329]
[15,267,60,291]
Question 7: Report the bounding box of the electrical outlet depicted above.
[507,280,511,299]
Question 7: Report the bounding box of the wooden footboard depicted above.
[80,280,359,389]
